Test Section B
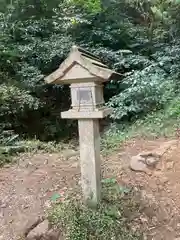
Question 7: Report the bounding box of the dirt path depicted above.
[105,138,180,240]
[0,152,80,240]
[1,138,180,240]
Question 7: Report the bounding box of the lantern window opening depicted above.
[76,87,96,112]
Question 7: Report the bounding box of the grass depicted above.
[0,139,76,167]
[48,179,143,240]
[0,148,14,166]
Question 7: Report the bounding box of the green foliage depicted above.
[0,148,13,166]
[0,0,75,141]
[49,181,142,240]
[108,66,176,121]
[0,84,40,114]
[0,130,20,166]
[101,123,128,154]
[168,96,180,118]
[1,0,180,144]
[70,0,102,13]
[101,95,180,154]
[107,40,180,121]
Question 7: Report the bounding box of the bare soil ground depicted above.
[1,138,180,240]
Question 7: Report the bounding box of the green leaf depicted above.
[151,6,163,20]
[101,178,117,184]
[105,206,119,218]
[51,193,61,202]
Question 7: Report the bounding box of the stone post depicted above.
[78,119,101,204]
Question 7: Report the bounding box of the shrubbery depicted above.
[1,0,180,143]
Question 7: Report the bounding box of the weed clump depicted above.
[49,179,142,240]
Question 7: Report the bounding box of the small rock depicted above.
[152,216,158,225]
[26,219,49,240]
[1,203,7,208]
[155,163,162,171]
[166,161,174,170]
[130,155,147,172]
[146,156,159,167]
[0,210,4,218]
[44,200,51,209]
[158,185,164,191]
[160,177,169,184]
[69,156,79,161]
[143,233,148,240]
[61,149,79,160]
[71,161,79,168]
[154,171,162,177]
[177,223,180,229]
[139,215,148,223]
[141,190,156,202]
[23,216,45,237]
[140,151,160,159]
[22,204,30,209]
[139,151,160,167]
[145,169,153,176]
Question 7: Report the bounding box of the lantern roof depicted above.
[45,45,122,84]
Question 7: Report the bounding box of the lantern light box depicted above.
[45,46,121,119]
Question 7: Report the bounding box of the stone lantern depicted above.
[45,46,121,205]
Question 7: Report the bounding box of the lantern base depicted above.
[61,108,112,119]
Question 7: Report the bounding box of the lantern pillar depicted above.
[78,119,101,204]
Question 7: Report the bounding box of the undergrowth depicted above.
[0,149,14,166]
[48,179,142,240]
[1,97,180,165]
[0,133,75,167]
[101,97,180,154]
